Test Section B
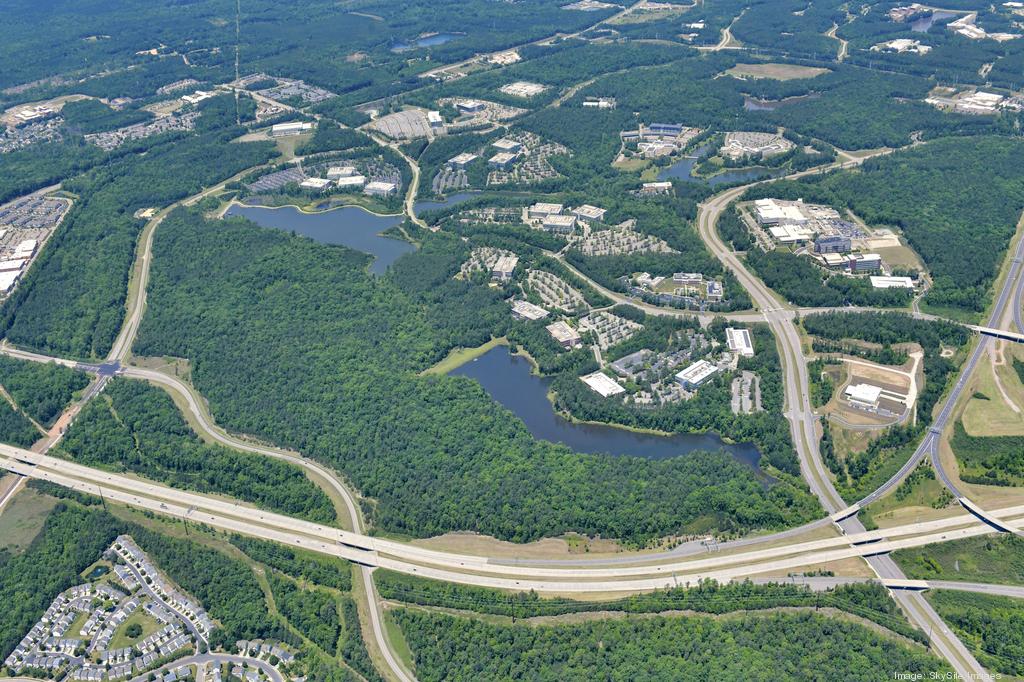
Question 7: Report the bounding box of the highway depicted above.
[689,157,999,678]
[6,446,1024,592]
[2,141,1020,678]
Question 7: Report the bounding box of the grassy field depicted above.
[421,337,506,375]
[109,609,164,650]
[892,534,1024,585]
[726,63,831,80]
[962,344,1024,437]
[0,487,59,554]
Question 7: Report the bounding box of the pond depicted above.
[657,144,783,186]
[657,156,783,187]
[226,204,413,276]
[413,191,479,214]
[910,11,957,32]
[451,345,763,469]
[391,32,463,52]
[85,565,109,580]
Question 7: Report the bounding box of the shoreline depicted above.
[226,196,403,219]
[439,338,762,455]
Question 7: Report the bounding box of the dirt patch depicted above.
[726,63,830,80]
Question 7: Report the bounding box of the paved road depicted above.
[127,653,284,682]
[120,551,208,648]
[691,156,992,678]
[7,446,1024,589]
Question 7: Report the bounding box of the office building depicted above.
[270,121,315,137]
[726,328,754,357]
[814,235,851,254]
[510,300,549,321]
[572,205,607,223]
[675,360,718,389]
[492,138,522,153]
[299,177,332,190]
[448,152,478,169]
[427,111,443,128]
[363,181,398,197]
[456,100,486,113]
[542,214,577,234]
[492,254,519,281]
[546,321,582,348]
[335,175,367,190]
[488,152,518,170]
[870,276,914,289]
[327,166,357,179]
[528,203,563,220]
[849,253,882,272]
[580,371,626,397]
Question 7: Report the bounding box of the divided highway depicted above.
[3,145,1021,678]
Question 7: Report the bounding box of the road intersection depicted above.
[1,143,1022,679]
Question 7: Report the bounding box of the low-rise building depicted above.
[546,321,582,348]
[492,138,522,153]
[870,275,915,289]
[706,280,724,302]
[270,121,315,137]
[849,253,882,272]
[327,166,357,179]
[299,178,332,191]
[488,152,518,170]
[845,382,882,410]
[528,203,563,220]
[492,254,519,282]
[726,328,754,357]
[814,235,851,254]
[363,181,398,197]
[335,175,367,190]
[572,205,606,223]
[769,224,814,244]
[542,214,577,234]
[754,198,808,225]
[580,371,626,397]
[427,110,443,128]
[456,100,487,114]
[510,299,549,321]
[638,181,672,195]
[673,272,703,287]
[448,152,478,168]
[675,360,718,389]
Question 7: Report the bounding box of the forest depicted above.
[0,128,275,359]
[0,398,42,448]
[393,608,944,681]
[132,207,820,545]
[376,572,925,642]
[0,356,89,427]
[927,590,1024,676]
[56,378,337,524]
[745,248,913,308]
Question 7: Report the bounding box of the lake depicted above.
[226,204,414,276]
[910,11,957,32]
[392,32,463,52]
[451,345,763,468]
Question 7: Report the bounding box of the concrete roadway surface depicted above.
[6,445,1024,592]
[692,157,994,679]
[127,654,284,682]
